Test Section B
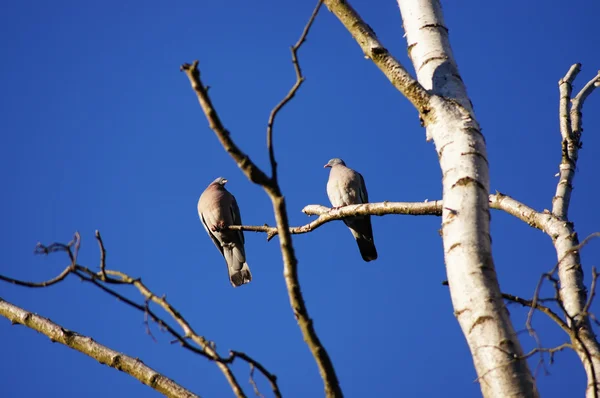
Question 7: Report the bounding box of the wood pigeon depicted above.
[198,177,252,287]
[324,158,378,262]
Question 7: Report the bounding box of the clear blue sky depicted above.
[1,0,599,396]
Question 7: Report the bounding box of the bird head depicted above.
[211,177,228,186]
[324,158,346,168]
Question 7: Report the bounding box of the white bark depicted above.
[397,1,538,396]
[552,67,600,398]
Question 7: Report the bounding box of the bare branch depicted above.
[248,364,264,398]
[228,201,442,240]
[323,0,431,116]
[553,63,582,219]
[179,62,271,188]
[229,351,282,398]
[181,3,342,396]
[267,0,323,182]
[0,297,199,398]
[475,342,574,385]
[558,64,581,142]
[301,202,442,217]
[494,152,600,397]
[529,231,600,398]
[583,267,599,316]
[489,192,554,232]
[95,229,108,280]
[553,67,600,220]
[0,265,72,288]
[529,232,600,327]
[73,264,247,398]
[549,65,600,398]
[571,70,600,143]
[0,232,295,398]
[502,293,570,334]
[0,233,83,287]
[227,193,557,240]
[521,343,574,362]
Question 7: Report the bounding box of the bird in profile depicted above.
[197,177,252,287]
[324,158,378,262]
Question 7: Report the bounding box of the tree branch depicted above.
[228,201,442,240]
[583,267,599,316]
[529,231,600,398]
[229,351,281,398]
[503,293,570,334]
[570,69,600,154]
[266,1,322,182]
[0,232,292,398]
[548,65,600,398]
[553,63,581,219]
[226,193,560,240]
[322,0,431,117]
[0,266,72,287]
[181,2,343,396]
[0,297,199,398]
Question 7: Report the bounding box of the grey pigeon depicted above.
[198,177,252,287]
[324,158,378,262]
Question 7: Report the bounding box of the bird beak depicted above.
[323,164,330,168]
[222,179,228,184]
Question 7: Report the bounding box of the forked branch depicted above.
[548,65,600,398]
[0,232,284,398]
[180,2,343,397]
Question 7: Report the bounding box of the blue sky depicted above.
[1,0,599,396]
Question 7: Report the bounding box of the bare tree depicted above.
[1,1,599,397]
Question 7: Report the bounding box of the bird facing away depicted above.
[198,177,252,287]
[324,158,378,262]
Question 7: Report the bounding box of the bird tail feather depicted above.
[229,262,252,287]
[351,230,378,262]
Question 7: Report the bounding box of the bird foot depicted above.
[211,221,227,232]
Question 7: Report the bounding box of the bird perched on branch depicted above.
[198,177,252,287]
[324,158,378,262]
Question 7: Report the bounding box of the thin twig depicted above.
[267,0,323,182]
[228,351,282,398]
[503,293,570,334]
[520,343,573,362]
[474,343,573,384]
[0,266,72,288]
[96,230,107,280]
[583,267,599,316]
[144,297,158,343]
[248,364,264,398]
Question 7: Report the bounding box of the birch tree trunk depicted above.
[396,1,538,396]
